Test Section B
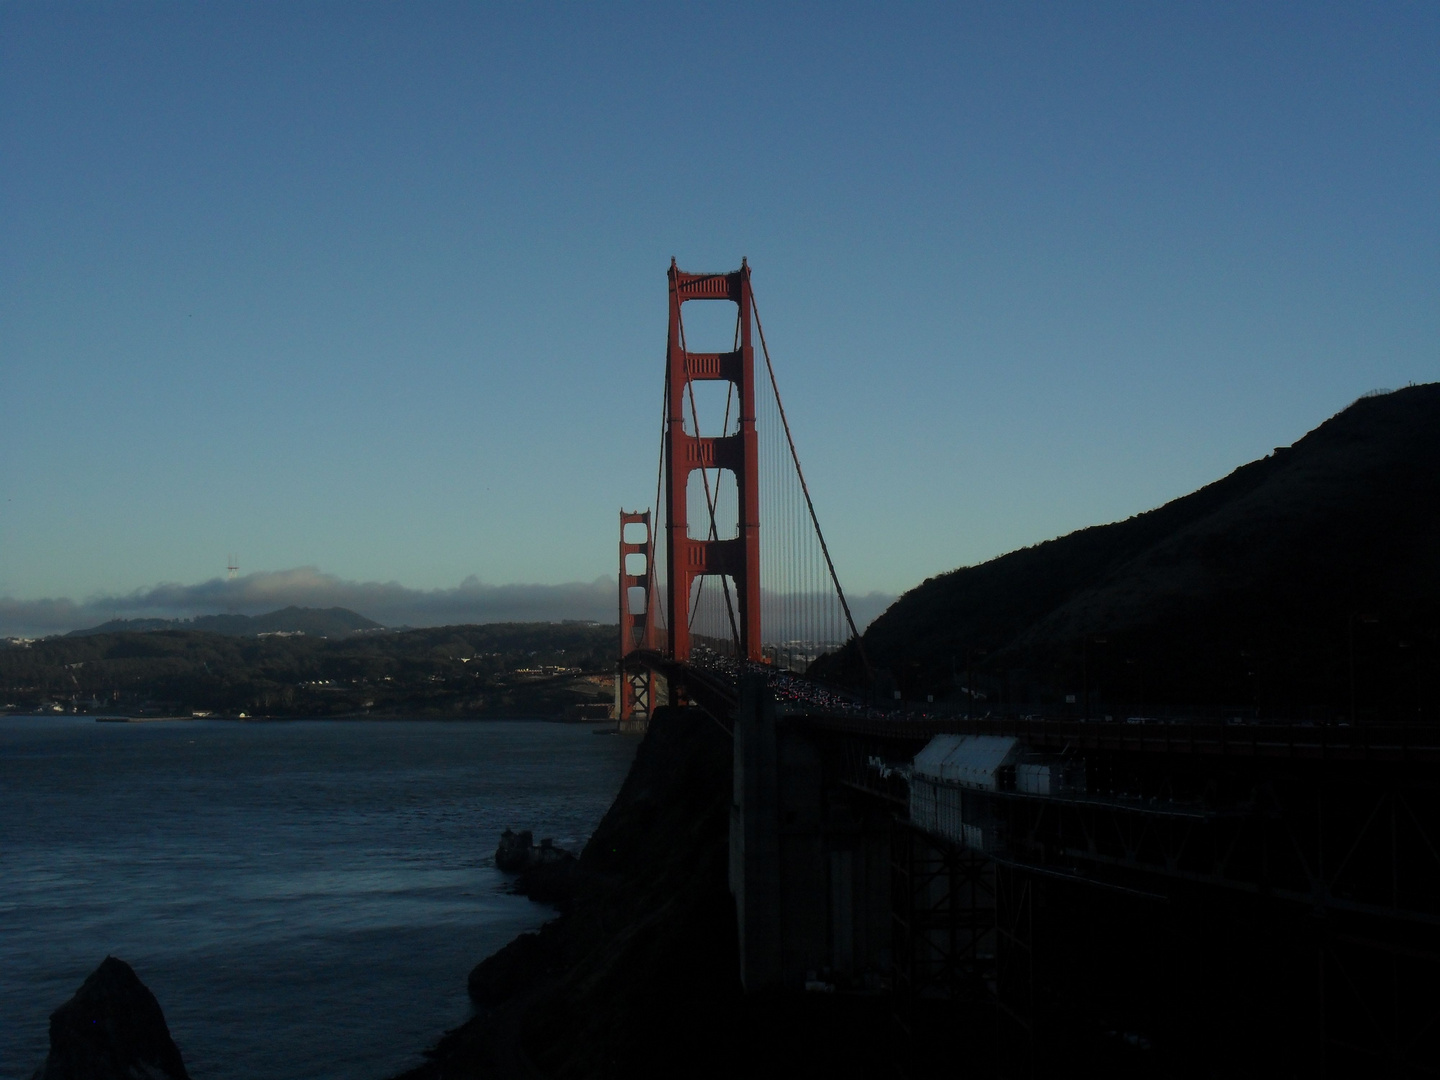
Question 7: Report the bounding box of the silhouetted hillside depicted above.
[69,606,381,638]
[831,384,1440,721]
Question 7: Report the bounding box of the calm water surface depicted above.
[0,717,636,1079]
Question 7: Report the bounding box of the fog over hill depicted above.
[830,384,1440,721]
[0,573,621,639]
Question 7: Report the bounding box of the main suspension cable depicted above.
[650,345,669,640]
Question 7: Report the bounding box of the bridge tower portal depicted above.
[664,260,762,663]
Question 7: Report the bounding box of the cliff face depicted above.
[513,708,742,1077]
[842,384,1440,716]
[403,706,741,1079]
[406,708,909,1080]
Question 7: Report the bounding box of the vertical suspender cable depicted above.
[751,294,872,679]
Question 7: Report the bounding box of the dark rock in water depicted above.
[529,836,568,866]
[495,830,580,904]
[32,956,189,1080]
[494,828,531,872]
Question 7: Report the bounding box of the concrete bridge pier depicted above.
[730,675,894,993]
[731,673,783,990]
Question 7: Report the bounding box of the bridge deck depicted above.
[628,651,1440,763]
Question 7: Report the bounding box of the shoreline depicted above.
[93,715,196,723]
[3,711,623,725]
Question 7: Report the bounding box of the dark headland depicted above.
[823,382,1440,720]
[402,385,1440,1078]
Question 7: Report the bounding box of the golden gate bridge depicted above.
[617,257,869,724]
[610,261,1439,1076]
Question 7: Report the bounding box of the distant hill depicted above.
[69,606,382,638]
[827,384,1440,721]
[6,621,616,718]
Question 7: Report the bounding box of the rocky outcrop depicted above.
[32,956,189,1080]
[494,829,580,905]
[494,829,534,873]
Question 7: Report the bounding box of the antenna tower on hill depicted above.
[227,555,239,581]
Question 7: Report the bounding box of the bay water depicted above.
[0,716,637,1079]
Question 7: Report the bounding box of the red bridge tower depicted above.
[617,508,653,721]
[665,259,762,663]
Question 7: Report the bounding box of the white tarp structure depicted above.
[912,734,1019,790]
[909,735,1020,850]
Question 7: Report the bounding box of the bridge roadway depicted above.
[631,648,1440,761]
[627,649,1440,1075]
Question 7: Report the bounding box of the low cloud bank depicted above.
[1,567,896,639]
[0,569,616,637]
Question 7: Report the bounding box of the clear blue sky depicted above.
[2,2,1437,632]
